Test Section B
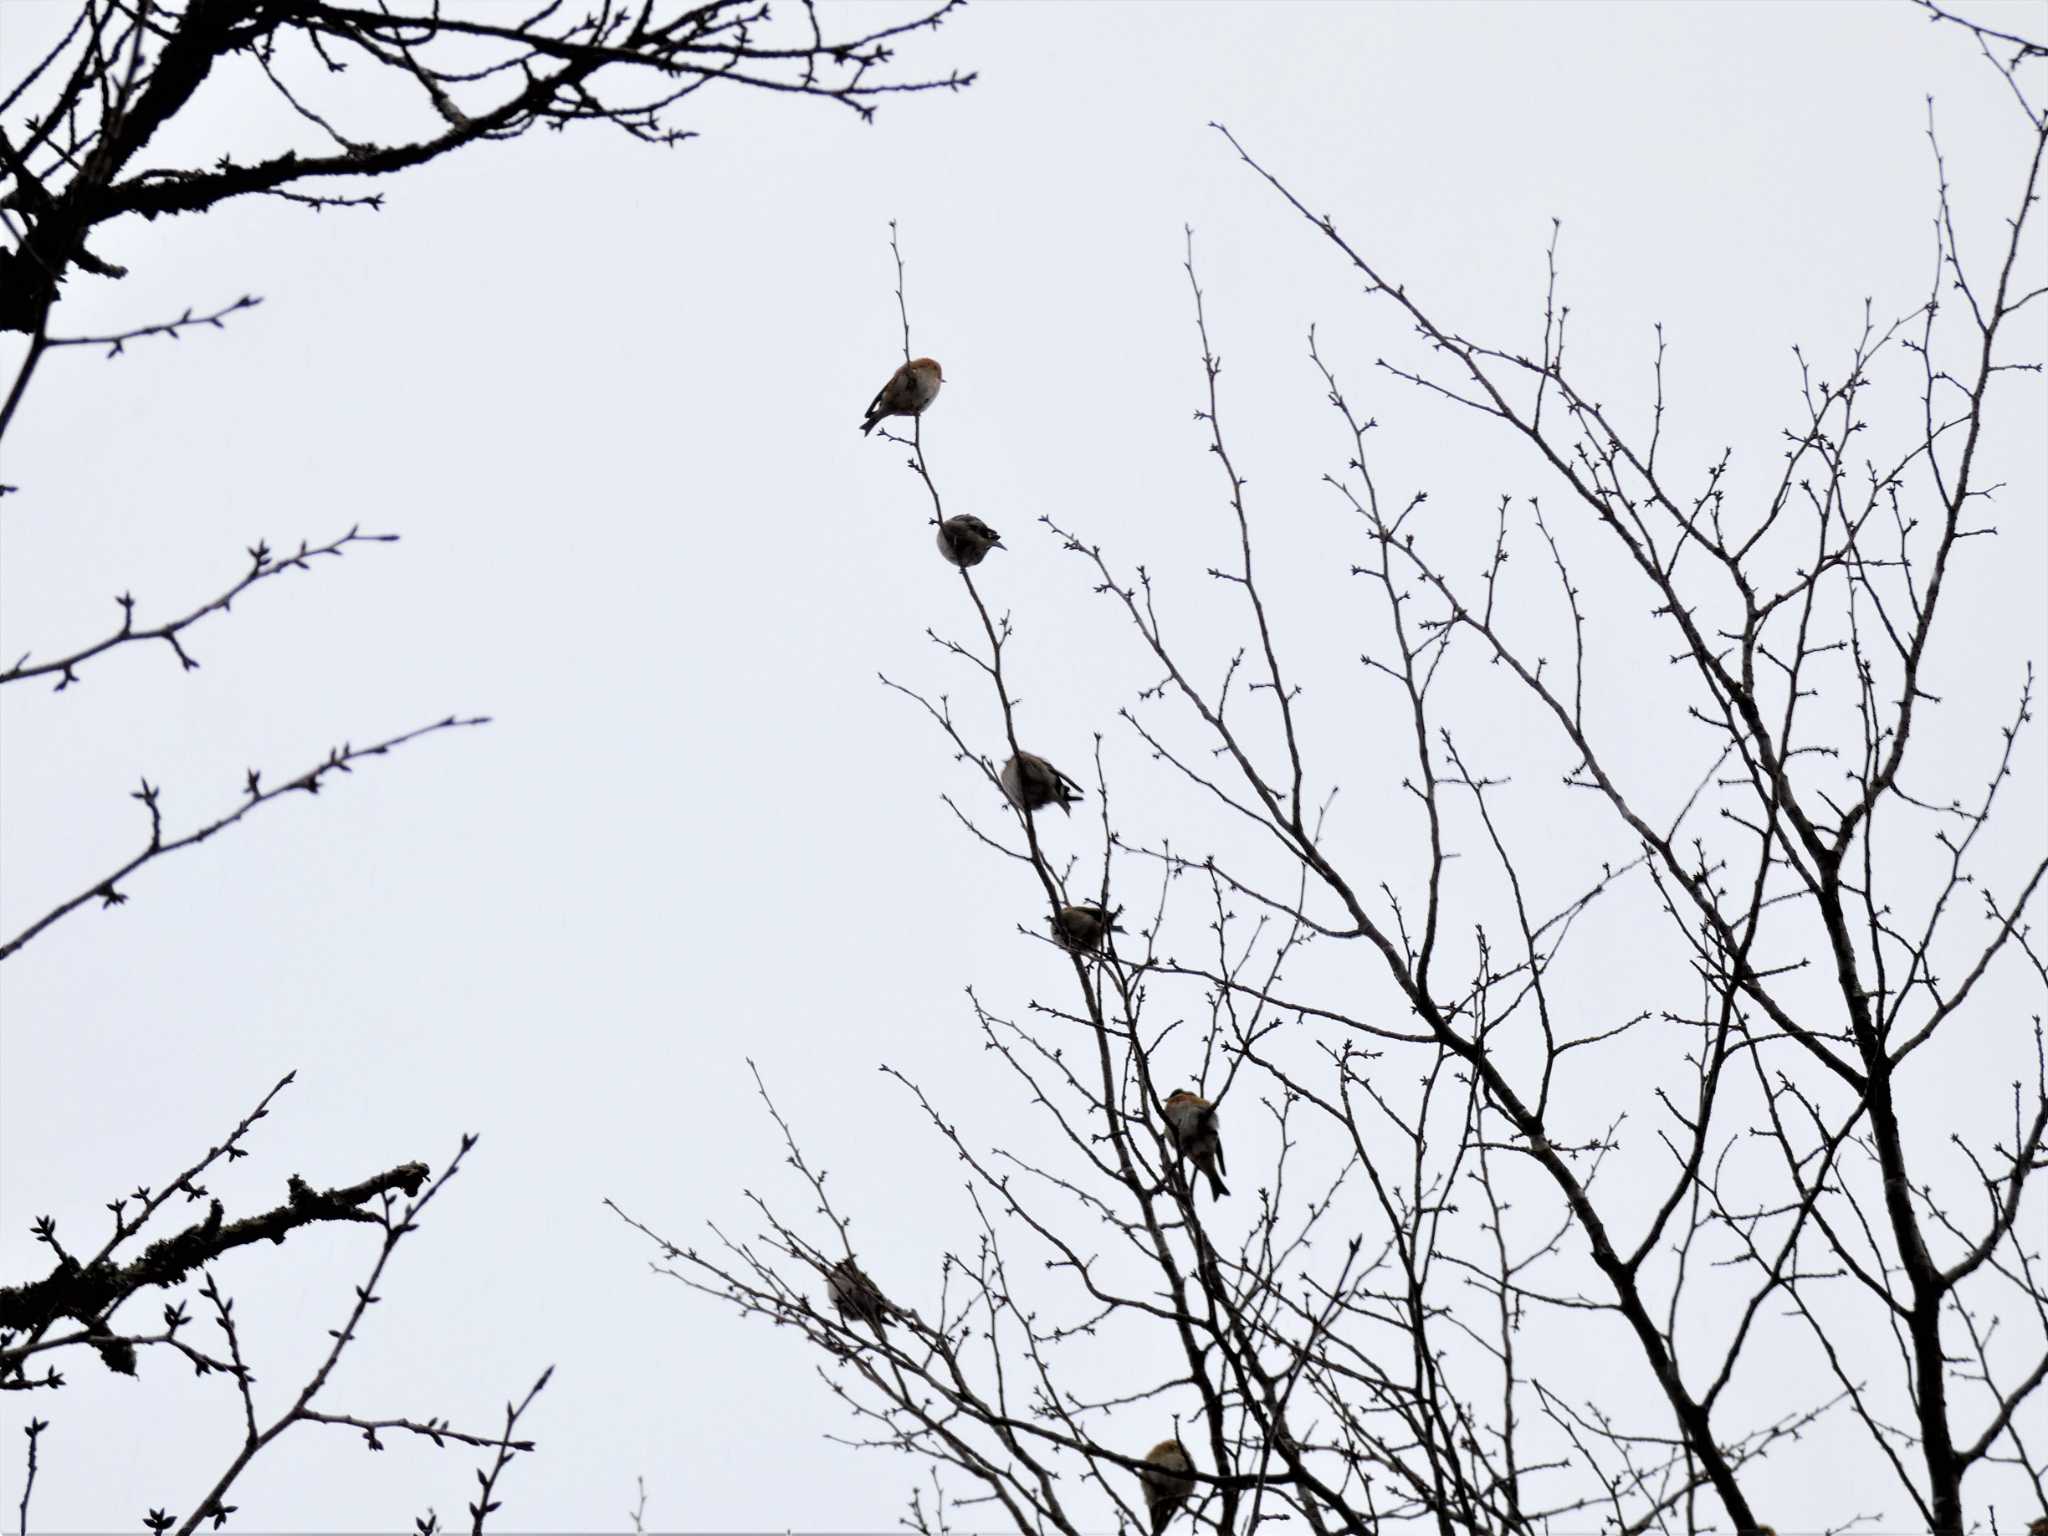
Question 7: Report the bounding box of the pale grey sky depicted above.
[2,1,2044,1530]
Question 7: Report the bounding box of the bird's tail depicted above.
[1205,1161,1230,1201]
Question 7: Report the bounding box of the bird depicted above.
[937,514,1003,568]
[2025,1521,2047,1536]
[1162,1089,1229,1199]
[1051,902,1122,954]
[861,357,944,435]
[826,1256,895,1332]
[999,751,1083,816]
[1139,1437,1195,1535]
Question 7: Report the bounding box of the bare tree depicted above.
[617,11,2047,1533]
[2,1074,548,1534]
[1,0,971,1522]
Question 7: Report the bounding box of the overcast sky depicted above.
[3,1,2044,1531]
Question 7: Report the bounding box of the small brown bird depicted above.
[1139,1437,1195,1535]
[999,751,1083,817]
[937,514,1003,568]
[2025,1521,2047,1536]
[1051,902,1122,953]
[826,1257,895,1332]
[861,357,944,435]
[1162,1089,1229,1199]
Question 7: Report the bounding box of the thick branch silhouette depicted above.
[1,1160,429,1343]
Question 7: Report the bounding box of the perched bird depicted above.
[1139,1438,1195,1535]
[1051,902,1122,954]
[860,357,944,435]
[937,514,1003,568]
[999,751,1083,817]
[1162,1089,1229,1200]
[2025,1521,2046,1536]
[826,1257,895,1332]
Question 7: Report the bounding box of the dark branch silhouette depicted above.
[1,1160,430,1342]
[0,712,490,963]
[1,525,395,691]
[1,1076,549,1530]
